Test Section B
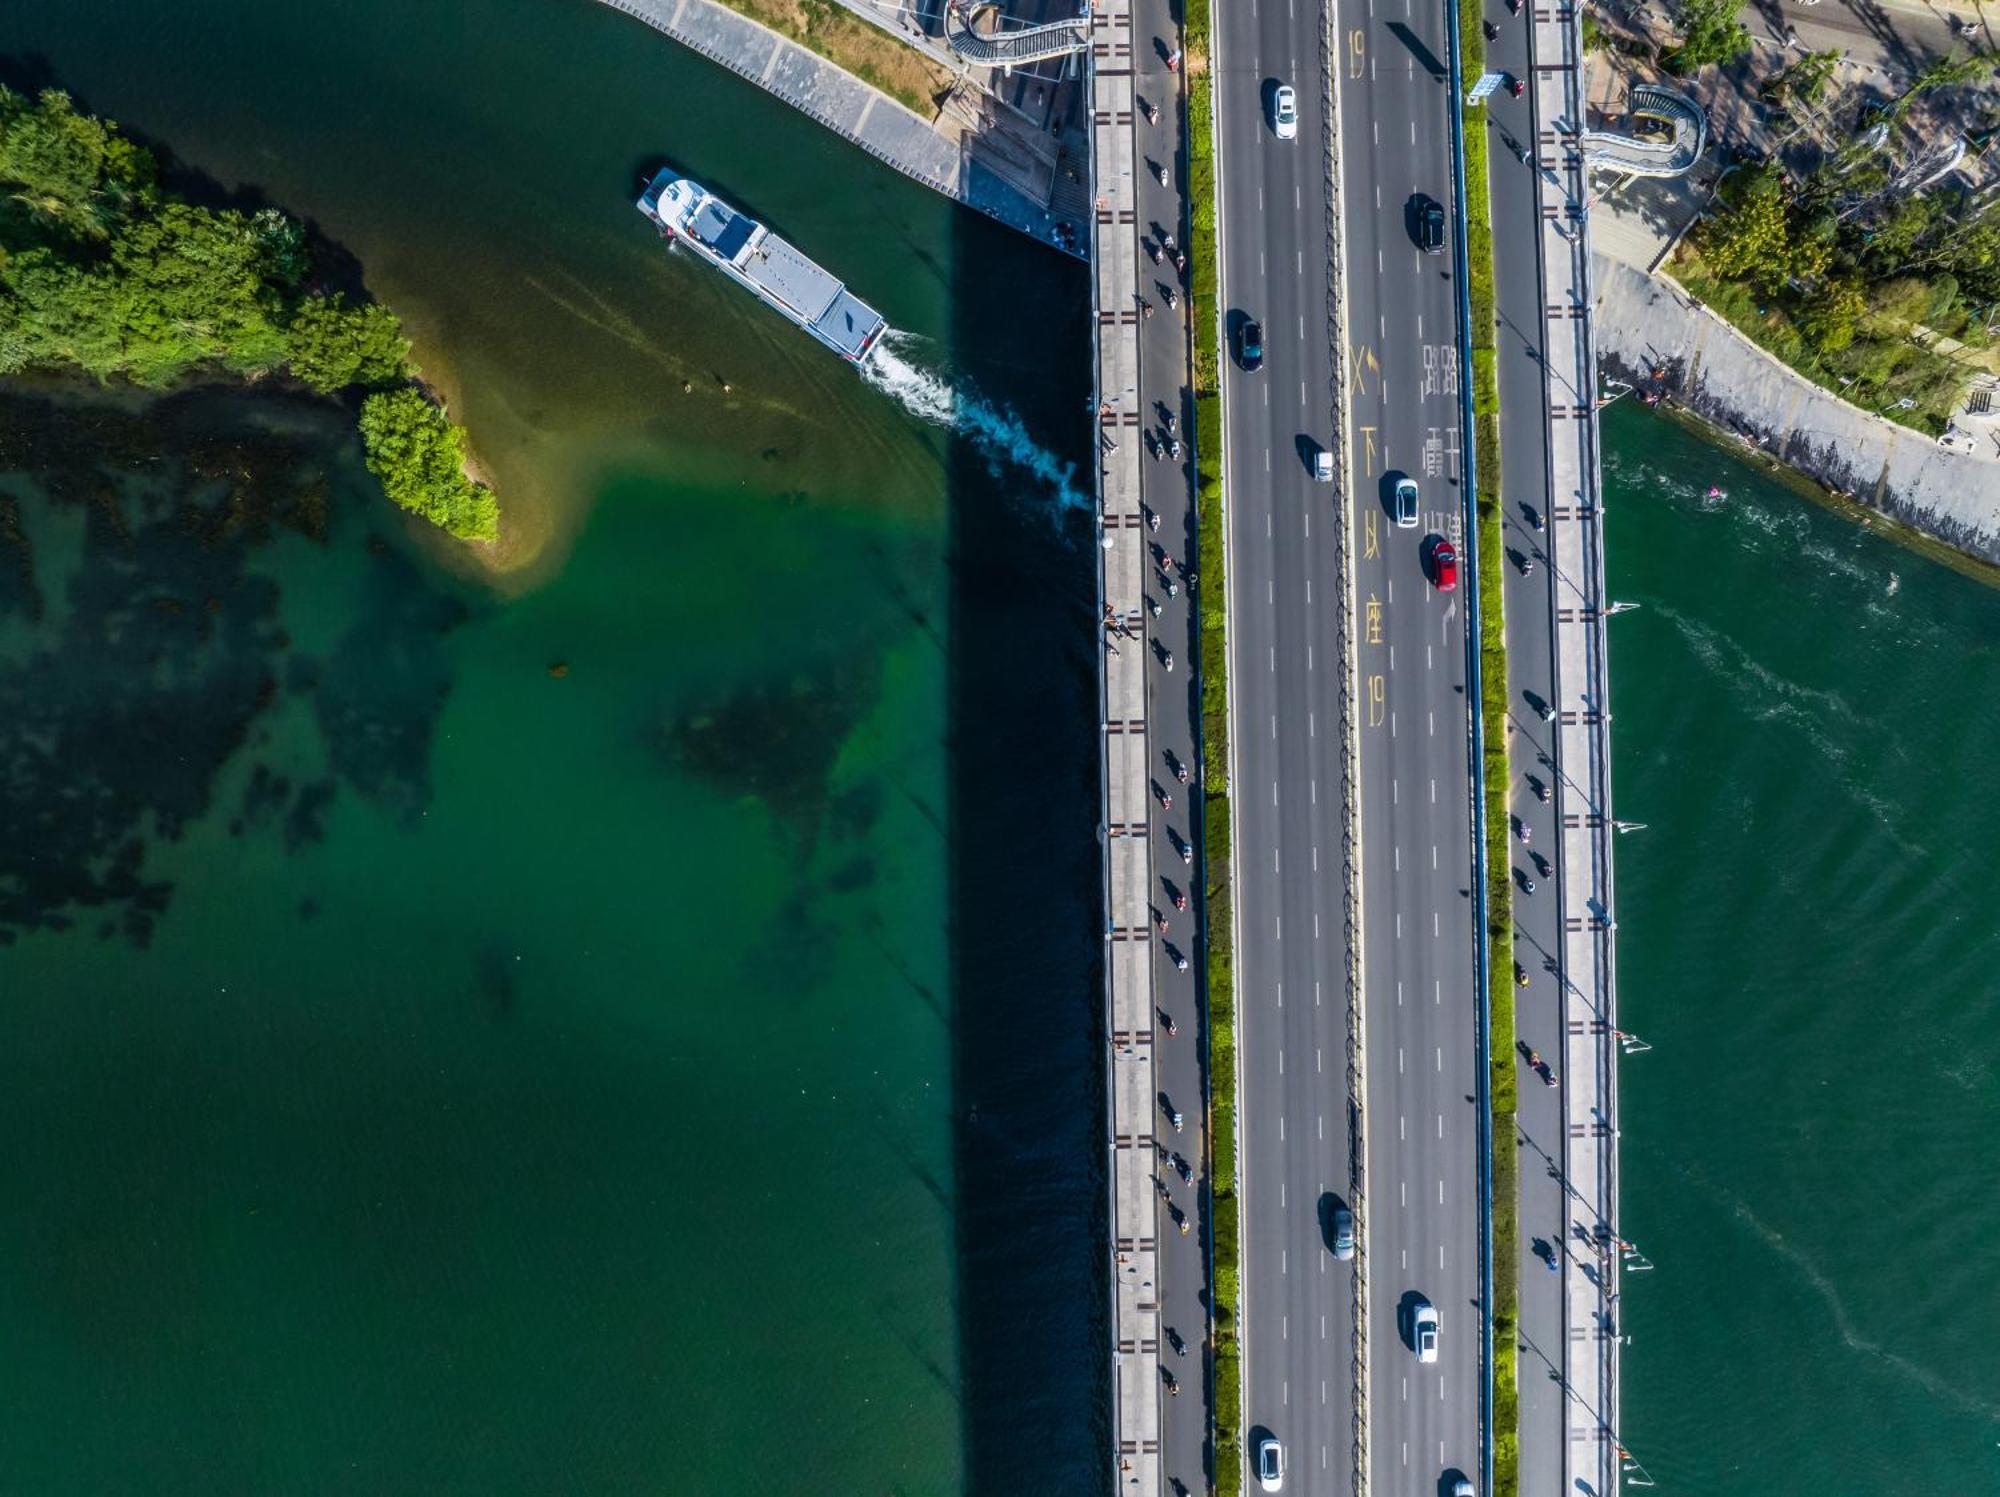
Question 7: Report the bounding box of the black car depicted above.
[1415,196,1446,254]
[1238,318,1265,371]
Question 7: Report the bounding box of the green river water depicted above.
[2,4,1997,1495]
[0,1,1100,1492]
[1606,402,2000,1495]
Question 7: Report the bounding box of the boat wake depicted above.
[862,333,1090,517]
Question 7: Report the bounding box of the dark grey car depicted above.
[1331,1204,1356,1261]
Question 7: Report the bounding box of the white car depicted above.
[1393,476,1420,528]
[1272,84,1298,140]
[1256,1436,1285,1490]
[1412,1299,1440,1363]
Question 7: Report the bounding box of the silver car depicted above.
[1331,1204,1355,1260]
[1393,476,1420,528]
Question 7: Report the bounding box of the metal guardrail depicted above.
[1439,7,1497,1497]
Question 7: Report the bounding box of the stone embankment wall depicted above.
[1592,256,2000,565]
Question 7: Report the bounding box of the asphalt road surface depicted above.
[1336,1,1482,1492]
[1211,0,1360,1489]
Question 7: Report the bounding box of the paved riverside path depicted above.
[1499,6,1627,1494]
[1091,0,1208,1491]
[594,0,1085,248]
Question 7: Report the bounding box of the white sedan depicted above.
[1256,1436,1285,1490]
[1413,1299,1440,1363]
[1272,84,1298,140]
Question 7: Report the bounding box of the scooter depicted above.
[1157,164,1170,187]
[1175,762,1190,785]
[1483,18,1499,38]
[1169,437,1182,460]
[1144,100,1160,125]
[1173,951,1189,973]
[1148,508,1161,532]
[1163,652,1175,673]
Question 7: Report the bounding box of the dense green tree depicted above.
[1798,277,1867,352]
[0,85,497,539]
[1697,166,1792,289]
[285,295,411,393]
[358,387,497,540]
[0,87,153,236]
[1664,0,1750,73]
[1763,50,1841,107]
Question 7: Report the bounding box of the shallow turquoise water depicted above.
[0,387,959,1493]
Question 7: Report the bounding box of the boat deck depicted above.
[737,230,842,324]
[811,287,885,361]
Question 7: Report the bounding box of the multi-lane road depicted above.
[1217,0,1483,1488]
[1337,3,1483,1490]
[1211,2,1357,1491]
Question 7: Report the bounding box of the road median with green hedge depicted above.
[1453,10,1520,1496]
[1183,2,1242,1490]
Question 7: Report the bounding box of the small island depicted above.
[0,86,497,540]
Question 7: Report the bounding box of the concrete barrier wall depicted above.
[1592,256,2000,564]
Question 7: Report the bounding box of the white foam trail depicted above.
[860,332,1091,516]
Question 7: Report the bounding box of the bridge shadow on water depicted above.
[943,208,1108,1493]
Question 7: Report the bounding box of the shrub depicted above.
[358,388,497,540]
[287,295,412,393]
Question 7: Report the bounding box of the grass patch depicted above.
[1456,9,1519,1497]
[702,0,956,118]
[1185,0,1239,1485]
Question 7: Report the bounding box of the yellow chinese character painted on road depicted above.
[1367,674,1384,727]
[1365,594,1383,646]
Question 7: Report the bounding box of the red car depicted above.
[1430,539,1459,591]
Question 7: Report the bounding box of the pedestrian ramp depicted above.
[1582,84,1705,179]
[944,0,1092,63]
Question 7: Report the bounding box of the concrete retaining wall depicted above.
[1592,256,2000,565]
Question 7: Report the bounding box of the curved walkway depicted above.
[1582,83,1705,178]
[943,0,1091,63]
